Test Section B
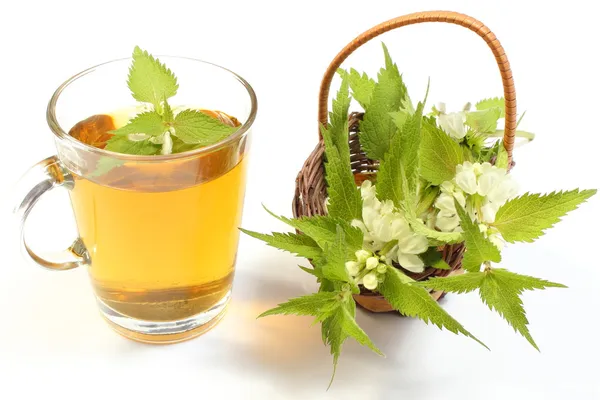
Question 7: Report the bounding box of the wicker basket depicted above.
[293,11,517,313]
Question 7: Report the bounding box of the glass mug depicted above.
[13,57,257,343]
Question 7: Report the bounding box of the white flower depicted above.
[396,253,425,273]
[161,131,173,155]
[362,272,379,290]
[355,249,371,263]
[366,257,379,270]
[435,211,460,231]
[345,261,361,276]
[398,234,428,255]
[455,162,478,194]
[480,203,499,224]
[438,112,467,139]
[487,229,505,251]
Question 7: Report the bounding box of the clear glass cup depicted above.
[13,57,257,343]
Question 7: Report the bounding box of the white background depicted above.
[1,0,599,398]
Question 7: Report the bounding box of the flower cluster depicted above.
[345,250,388,290]
[351,181,429,274]
[433,161,518,249]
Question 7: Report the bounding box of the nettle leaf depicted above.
[416,271,486,293]
[322,74,362,221]
[263,207,363,260]
[479,268,565,350]
[110,111,165,136]
[420,248,451,270]
[339,305,383,356]
[377,100,425,207]
[105,135,161,155]
[321,226,353,284]
[239,229,322,260]
[495,145,509,169]
[466,108,502,133]
[258,291,341,319]
[420,119,465,185]
[173,109,237,145]
[476,97,505,118]
[339,68,375,109]
[359,43,408,160]
[455,200,501,272]
[379,267,487,348]
[416,185,440,216]
[128,46,178,109]
[493,190,597,243]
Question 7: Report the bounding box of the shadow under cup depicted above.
[40,57,256,343]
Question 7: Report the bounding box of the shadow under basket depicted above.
[292,11,518,313]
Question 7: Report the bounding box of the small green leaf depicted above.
[493,190,597,243]
[339,68,376,109]
[420,119,465,185]
[128,46,178,109]
[173,109,237,145]
[110,111,165,136]
[239,228,322,260]
[466,108,502,133]
[379,267,487,349]
[475,97,505,117]
[495,145,509,169]
[416,185,440,216]
[105,135,161,155]
[163,98,174,123]
[455,200,501,272]
[420,248,451,270]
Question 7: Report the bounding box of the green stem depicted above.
[379,241,397,257]
[489,129,535,141]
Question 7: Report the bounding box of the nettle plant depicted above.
[242,44,596,380]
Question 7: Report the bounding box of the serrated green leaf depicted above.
[239,228,322,260]
[476,97,505,117]
[322,298,354,388]
[339,305,383,356]
[495,145,509,169]
[416,271,486,293]
[379,267,487,348]
[170,136,201,153]
[339,68,376,109]
[420,119,465,185]
[110,111,165,136]
[258,291,341,319]
[263,206,363,260]
[466,108,502,133]
[128,46,178,109]
[477,268,566,350]
[321,75,362,221]
[455,200,501,272]
[104,135,161,155]
[493,190,597,243]
[173,109,238,145]
[377,101,424,207]
[321,226,353,284]
[359,43,408,160]
[163,98,174,123]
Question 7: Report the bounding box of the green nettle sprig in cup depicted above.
[241,44,596,384]
[105,46,238,156]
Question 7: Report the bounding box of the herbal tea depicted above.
[68,109,247,322]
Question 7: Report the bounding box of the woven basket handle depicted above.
[318,10,517,165]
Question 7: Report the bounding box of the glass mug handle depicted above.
[13,155,89,270]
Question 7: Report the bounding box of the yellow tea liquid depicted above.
[68,110,247,322]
